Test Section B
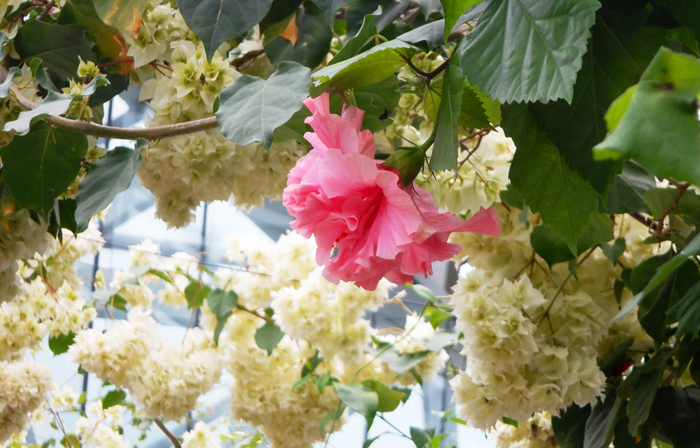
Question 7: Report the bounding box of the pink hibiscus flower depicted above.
[283,93,500,290]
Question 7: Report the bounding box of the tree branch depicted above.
[154,418,182,448]
[10,85,218,140]
[654,183,690,238]
[37,0,55,21]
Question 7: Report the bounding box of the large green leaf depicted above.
[430,64,464,171]
[334,383,379,428]
[48,332,76,356]
[0,122,88,216]
[265,1,332,69]
[458,83,493,130]
[584,394,623,448]
[361,379,404,412]
[654,0,700,43]
[440,0,482,44]
[207,288,239,345]
[603,161,656,214]
[60,0,126,64]
[177,0,274,59]
[216,61,311,149]
[530,1,665,193]
[15,21,96,83]
[329,8,379,65]
[652,386,700,448]
[345,0,410,37]
[309,0,354,25]
[75,140,145,232]
[328,76,400,132]
[553,404,591,448]
[460,0,600,103]
[530,214,613,267]
[594,48,700,186]
[312,39,414,89]
[503,104,599,253]
[627,369,664,438]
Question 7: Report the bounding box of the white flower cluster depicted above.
[182,421,221,448]
[416,129,513,215]
[0,207,49,302]
[490,412,556,448]
[449,201,653,429]
[220,313,341,448]
[70,308,221,421]
[0,361,52,443]
[126,5,306,228]
[75,401,127,448]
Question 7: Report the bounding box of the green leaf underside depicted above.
[603,161,655,214]
[254,322,285,355]
[1,121,88,216]
[15,21,96,83]
[178,0,274,59]
[216,61,311,149]
[583,394,623,448]
[594,48,700,186]
[503,103,599,254]
[313,39,415,89]
[207,288,239,344]
[75,140,145,232]
[309,0,355,25]
[329,9,379,66]
[265,2,332,69]
[461,0,600,103]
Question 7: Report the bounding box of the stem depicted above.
[629,212,654,229]
[10,85,218,140]
[235,303,275,325]
[154,419,182,448]
[37,0,55,21]
[654,183,690,238]
[231,49,265,69]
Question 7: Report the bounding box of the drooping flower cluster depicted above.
[70,308,221,421]
[449,203,654,429]
[75,400,128,448]
[283,93,500,290]
[129,2,306,228]
[0,361,52,442]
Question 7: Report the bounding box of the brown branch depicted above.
[10,85,218,140]
[154,418,182,448]
[629,212,654,229]
[37,0,55,21]
[231,49,265,69]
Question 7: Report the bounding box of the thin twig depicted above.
[654,183,690,238]
[154,419,182,448]
[37,0,55,21]
[9,85,218,140]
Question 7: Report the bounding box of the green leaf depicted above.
[1,121,88,216]
[599,338,634,377]
[363,437,378,448]
[407,283,438,302]
[207,288,238,345]
[216,61,311,149]
[328,76,401,131]
[530,2,665,194]
[614,233,700,322]
[184,281,211,309]
[178,0,274,59]
[584,394,623,448]
[313,371,333,391]
[594,48,700,186]
[613,415,651,448]
[367,345,430,375]
[398,20,445,50]
[254,321,285,355]
[0,67,22,98]
[425,306,452,330]
[93,0,147,29]
[382,148,424,186]
[676,286,700,337]
[460,0,600,103]
[345,0,409,37]
[265,1,332,69]
[441,0,482,44]
[309,0,354,25]
[31,58,58,92]
[361,379,404,412]
[333,382,378,428]
[603,161,656,214]
[644,188,700,218]
[312,39,415,89]
[410,427,435,448]
[651,386,700,448]
[75,140,145,232]
[654,0,700,44]
[627,369,664,438]
[530,214,613,266]
[15,21,96,83]
[600,238,626,266]
[502,417,518,427]
[101,389,126,409]
[503,104,599,254]
[48,332,76,355]
[329,8,379,65]
[319,405,346,433]
[60,0,128,65]
[458,83,493,130]
[430,63,464,171]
